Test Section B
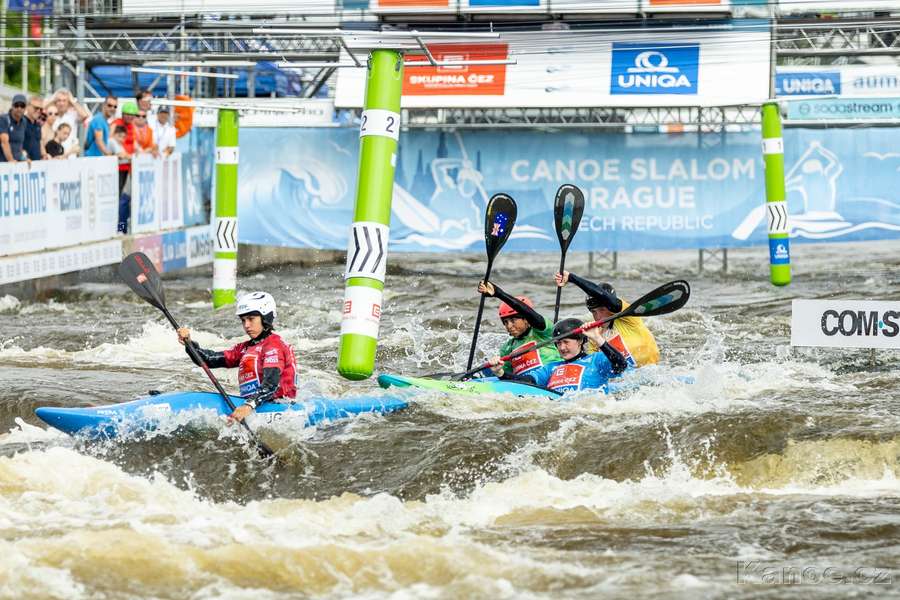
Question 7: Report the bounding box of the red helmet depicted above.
[498,296,533,319]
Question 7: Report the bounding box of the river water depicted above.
[1,242,898,599]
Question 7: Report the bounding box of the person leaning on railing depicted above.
[0,94,28,163]
[84,96,118,158]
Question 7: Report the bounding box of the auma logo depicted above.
[611,42,699,95]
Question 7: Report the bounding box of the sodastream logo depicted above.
[611,42,699,95]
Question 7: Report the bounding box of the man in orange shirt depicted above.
[133,109,159,157]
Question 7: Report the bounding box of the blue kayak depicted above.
[35,391,409,439]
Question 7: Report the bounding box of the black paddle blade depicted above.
[626,280,691,318]
[553,184,585,252]
[484,193,517,259]
[119,252,166,310]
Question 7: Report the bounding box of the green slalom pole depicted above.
[761,102,791,287]
[337,50,403,380]
[213,108,239,308]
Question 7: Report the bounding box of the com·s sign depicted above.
[791,300,900,350]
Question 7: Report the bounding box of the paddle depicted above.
[118,252,275,459]
[552,184,585,323]
[464,193,517,371]
[452,279,690,381]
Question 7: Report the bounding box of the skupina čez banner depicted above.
[335,21,770,108]
[235,126,900,253]
[0,156,119,258]
[792,300,900,350]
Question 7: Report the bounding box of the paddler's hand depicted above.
[477,280,496,296]
[487,355,505,377]
[555,271,570,287]
[177,327,191,345]
[227,403,254,424]
[584,327,604,348]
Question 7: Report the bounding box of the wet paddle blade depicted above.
[624,280,691,318]
[119,252,166,310]
[553,184,585,253]
[484,193,517,259]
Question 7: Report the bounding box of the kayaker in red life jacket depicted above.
[476,280,562,379]
[177,291,297,423]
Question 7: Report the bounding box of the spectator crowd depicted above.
[1,88,179,232]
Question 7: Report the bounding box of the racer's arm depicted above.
[244,367,281,409]
[567,273,623,313]
[490,283,546,330]
[596,340,628,374]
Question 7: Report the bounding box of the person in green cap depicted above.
[112,101,140,232]
[477,280,562,379]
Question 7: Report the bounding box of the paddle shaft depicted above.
[131,273,274,458]
[465,258,494,371]
[552,253,567,323]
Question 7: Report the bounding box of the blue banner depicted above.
[7,0,52,15]
[789,97,900,121]
[775,71,841,96]
[162,230,187,271]
[176,129,214,226]
[236,127,900,252]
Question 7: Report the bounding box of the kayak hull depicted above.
[377,374,563,397]
[35,391,409,439]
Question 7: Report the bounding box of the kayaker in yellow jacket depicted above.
[554,271,660,367]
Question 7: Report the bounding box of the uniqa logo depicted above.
[820,309,900,337]
[774,243,789,259]
[781,76,837,95]
[619,51,692,89]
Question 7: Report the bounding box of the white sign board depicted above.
[778,1,900,14]
[335,26,770,108]
[185,224,213,268]
[192,100,336,128]
[131,154,185,234]
[122,0,335,15]
[0,239,122,285]
[791,299,900,350]
[0,156,119,257]
[777,66,900,98]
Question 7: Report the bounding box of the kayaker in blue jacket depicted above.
[490,318,628,394]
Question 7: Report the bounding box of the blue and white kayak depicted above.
[35,391,409,439]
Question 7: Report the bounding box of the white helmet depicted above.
[236,291,277,327]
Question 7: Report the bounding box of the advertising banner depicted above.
[185,224,213,268]
[788,98,900,121]
[792,300,900,350]
[236,126,900,253]
[180,129,214,227]
[131,234,163,272]
[335,23,770,108]
[776,66,900,98]
[131,153,184,234]
[644,0,731,12]
[0,239,122,286]
[122,0,334,15]
[191,100,336,128]
[546,0,639,12]
[777,1,900,15]
[0,156,118,258]
[460,0,546,12]
[370,0,455,13]
[162,230,187,271]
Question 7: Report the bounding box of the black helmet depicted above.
[585,283,622,313]
[552,318,586,342]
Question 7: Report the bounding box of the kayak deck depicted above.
[35,391,409,439]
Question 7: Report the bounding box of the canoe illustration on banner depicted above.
[732,140,900,241]
[239,130,549,250]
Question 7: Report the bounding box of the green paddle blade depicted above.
[119,252,166,310]
[626,280,691,318]
[553,184,585,252]
[484,193,517,259]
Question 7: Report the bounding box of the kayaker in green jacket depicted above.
[477,280,562,378]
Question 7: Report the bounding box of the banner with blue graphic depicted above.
[234,127,900,253]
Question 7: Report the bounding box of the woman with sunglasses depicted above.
[40,103,59,158]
